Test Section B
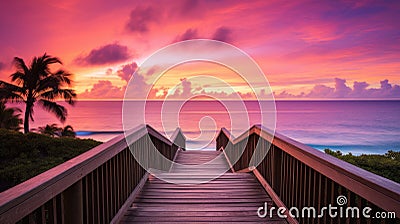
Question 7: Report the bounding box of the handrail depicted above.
[218,146,235,173]
[171,127,186,142]
[257,125,400,204]
[219,127,235,142]
[217,125,400,222]
[171,127,186,150]
[0,124,184,223]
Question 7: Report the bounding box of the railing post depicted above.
[62,179,83,224]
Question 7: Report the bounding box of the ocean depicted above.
[7,100,400,155]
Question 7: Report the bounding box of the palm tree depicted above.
[60,125,76,138]
[0,102,23,131]
[37,123,62,137]
[0,53,76,133]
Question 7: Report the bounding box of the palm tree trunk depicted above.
[24,102,32,134]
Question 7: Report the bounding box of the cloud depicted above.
[0,61,5,70]
[169,78,192,98]
[333,78,352,97]
[180,78,192,96]
[352,81,369,96]
[212,26,233,43]
[174,28,199,42]
[79,61,144,99]
[79,80,124,99]
[307,85,334,98]
[276,78,400,99]
[173,27,234,43]
[126,70,150,98]
[145,65,159,76]
[117,62,138,82]
[76,43,131,65]
[126,6,156,33]
[167,78,256,100]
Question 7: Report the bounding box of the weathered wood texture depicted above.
[0,125,182,224]
[121,151,288,223]
[217,125,400,223]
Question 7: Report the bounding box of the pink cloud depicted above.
[307,85,334,98]
[167,78,257,100]
[79,61,144,99]
[173,29,199,42]
[117,62,138,82]
[276,78,400,99]
[75,43,131,65]
[79,80,124,99]
[125,6,157,33]
[212,26,233,43]
[172,26,234,44]
[334,78,352,97]
[169,78,192,98]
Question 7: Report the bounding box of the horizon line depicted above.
[68,98,400,102]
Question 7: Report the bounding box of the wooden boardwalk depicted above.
[2,125,399,223]
[120,151,287,223]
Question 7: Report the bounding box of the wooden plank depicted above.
[109,173,149,224]
[131,202,270,208]
[140,189,266,194]
[128,205,272,212]
[122,215,283,222]
[253,168,298,224]
[121,220,286,224]
[120,221,287,224]
[134,198,270,203]
[136,195,271,200]
[121,150,288,223]
[139,192,267,197]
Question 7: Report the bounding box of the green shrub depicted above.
[324,149,400,183]
[0,128,101,191]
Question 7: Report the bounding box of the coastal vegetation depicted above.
[37,123,76,138]
[325,149,400,183]
[0,54,88,192]
[0,128,101,192]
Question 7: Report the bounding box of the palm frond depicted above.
[61,125,76,137]
[38,99,67,122]
[13,57,30,76]
[37,123,62,137]
[39,88,76,105]
[33,54,63,78]
[53,70,72,85]
[0,80,25,93]
[35,70,73,94]
[0,81,25,103]
[42,54,62,65]
[10,71,26,85]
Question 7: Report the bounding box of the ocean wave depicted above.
[76,131,124,136]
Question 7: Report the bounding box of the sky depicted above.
[0,0,400,100]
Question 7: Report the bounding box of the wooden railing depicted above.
[0,124,185,224]
[217,125,400,223]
